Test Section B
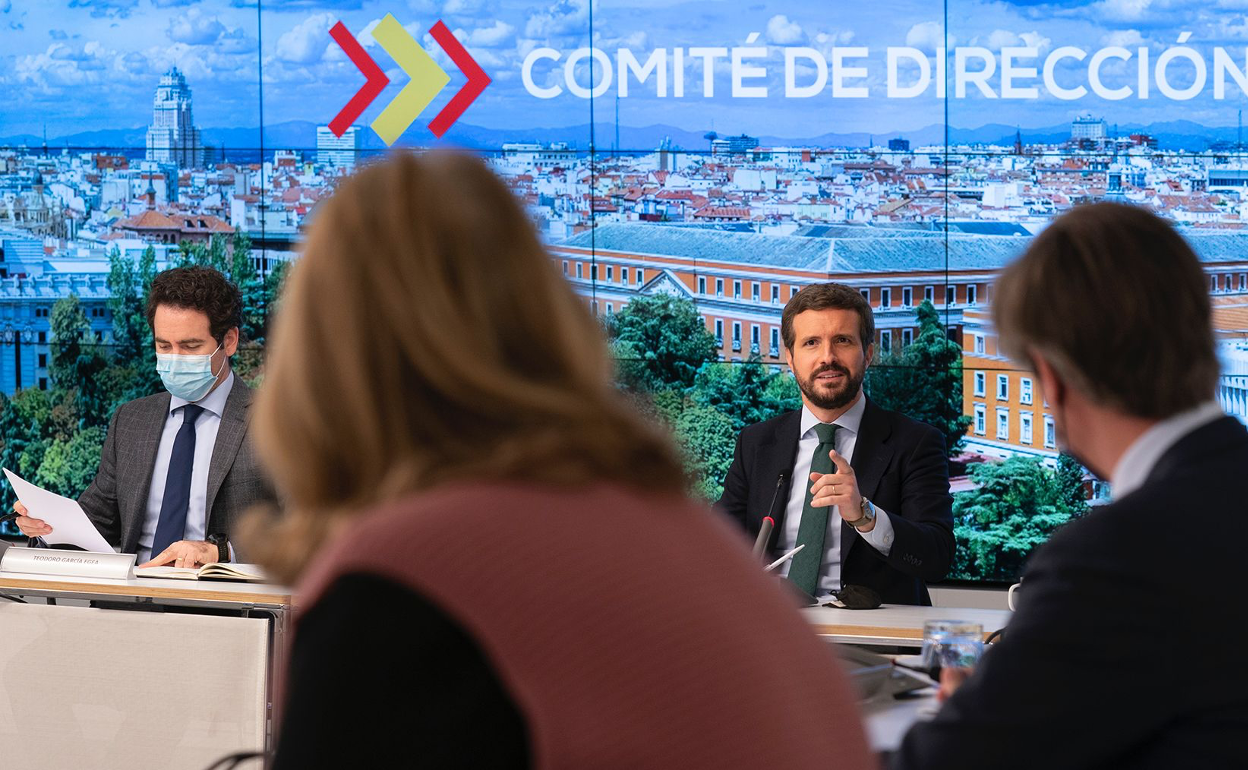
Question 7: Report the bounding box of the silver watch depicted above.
[848,497,877,530]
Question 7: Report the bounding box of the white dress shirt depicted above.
[137,372,234,563]
[1110,400,1225,499]
[774,394,896,595]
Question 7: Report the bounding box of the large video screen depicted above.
[2,0,1247,584]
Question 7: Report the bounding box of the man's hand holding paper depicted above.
[3,469,115,553]
[10,500,52,539]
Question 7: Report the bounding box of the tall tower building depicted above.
[145,67,205,169]
[317,125,361,172]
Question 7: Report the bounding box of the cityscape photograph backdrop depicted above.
[3,0,1248,582]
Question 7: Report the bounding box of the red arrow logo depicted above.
[426,20,492,139]
[327,18,490,141]
[328,21,390,138]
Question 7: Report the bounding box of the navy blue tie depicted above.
[151,404,204,558]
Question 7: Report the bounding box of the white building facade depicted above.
[317,126,361,173]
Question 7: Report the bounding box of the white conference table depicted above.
[0,565,1010,761]
[803,603,1013,645]
[0,569,292,770]
[0,568,292,608]
[803,603,1015,753]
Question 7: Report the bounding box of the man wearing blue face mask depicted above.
[13,266,275,568]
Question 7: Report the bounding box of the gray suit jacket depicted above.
[77,379,276,554]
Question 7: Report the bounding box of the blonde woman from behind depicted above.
[247,151,874,769]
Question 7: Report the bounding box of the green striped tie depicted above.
[788,423,838,596]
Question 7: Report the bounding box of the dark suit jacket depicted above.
[716,398,954,605]
[77,378,275,554]
[893,416,1248,770]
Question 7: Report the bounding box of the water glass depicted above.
[920,620,984,673]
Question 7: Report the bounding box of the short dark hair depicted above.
[781,282,875,352]
[146,266,243,344]
[993,202,1217,419]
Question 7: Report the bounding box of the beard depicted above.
[795,361,865,412]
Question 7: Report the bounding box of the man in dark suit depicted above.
[893,203,1248,768]
[14,266,273,568]
[717,282,954,605]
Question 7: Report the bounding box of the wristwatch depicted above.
[206,533,229,563]
[846,497,877,531]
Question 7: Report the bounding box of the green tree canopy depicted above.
[229,231,267,345]
[689,355,801,433]
[950,455,1089,582]
[33,426,106,500]
[867,300,972,457]
[49,295,111,427]
[1055,452,1091,518]
[0,391,38,513]
[673,402,738,501]
[106,247,146,363]
[639,390,738,502]
[606,294,717,393]
[125,245,165,402]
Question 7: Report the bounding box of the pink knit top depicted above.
[296,482,875,769]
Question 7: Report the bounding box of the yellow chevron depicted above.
[370,14,450,145]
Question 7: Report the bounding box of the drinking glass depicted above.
[920,620,984,675]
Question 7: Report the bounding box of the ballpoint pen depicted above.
[764,544,805,572]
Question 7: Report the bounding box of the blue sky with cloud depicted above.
[1,0,1247,144]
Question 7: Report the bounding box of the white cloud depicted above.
[465,20,515,48]
[441,29,507,69]
[15,42,114,89]
[814,30,856,46]
[217,27,255,55]
[167,10,225,46]
[983,30,1021,49]
[119,51,148,75]
[1095,0,1153,23]
[978,29,1051,52]
[766,15,804,45]
[604,30,647,50]
[357,19,382,49]
[524,0,591,42]
[1101,29,1146,47]
[1019,32,1052,51]
[443,0,486,15]
[276,13,335,65]
[905,21,954,54]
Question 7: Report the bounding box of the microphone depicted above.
[752,472,789,559]
[753,517,774,559]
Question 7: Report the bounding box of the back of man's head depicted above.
[993,202,1217,420]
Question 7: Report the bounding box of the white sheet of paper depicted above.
[3,468,116,553]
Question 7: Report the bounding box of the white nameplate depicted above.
[0,547,135,580]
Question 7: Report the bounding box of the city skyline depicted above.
[3,0,1248,143]
[7,0,1248,577]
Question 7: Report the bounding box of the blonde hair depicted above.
[244,151,687,582]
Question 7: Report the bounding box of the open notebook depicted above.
[134,563,267,583]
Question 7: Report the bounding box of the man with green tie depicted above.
[717,283,954,604]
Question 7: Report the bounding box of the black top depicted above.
[272,573,530,769]
[893,416,1248,770]
[716,398,955,605]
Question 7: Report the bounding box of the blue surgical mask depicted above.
[156,344,224,402]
